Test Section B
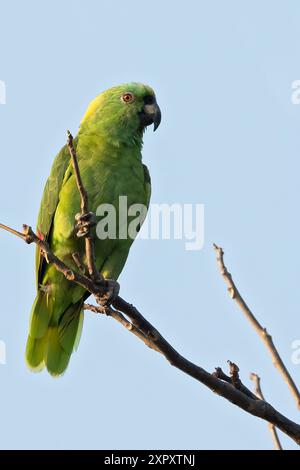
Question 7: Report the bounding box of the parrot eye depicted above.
[121,92,135,103]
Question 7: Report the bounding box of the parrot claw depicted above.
[74,212,97,238]
[97,279,120,306]
[42,250,50,263]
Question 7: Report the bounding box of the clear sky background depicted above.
[0,0,300,450]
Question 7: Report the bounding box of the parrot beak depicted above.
[152,104,161,131]
[140,101,161,131]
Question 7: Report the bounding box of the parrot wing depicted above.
[143,163,151,209]
[35,143,73,288]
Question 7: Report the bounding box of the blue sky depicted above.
[0,0,300,450]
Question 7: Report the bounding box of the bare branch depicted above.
[213,243,300,411]
[67,131,100,282]
[1,223,300,444]
[72,252,86,274]
[108,299,300,445]
[0,223,29,241]
[250,373,283,450]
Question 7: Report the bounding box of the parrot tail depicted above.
[25,290,84,377]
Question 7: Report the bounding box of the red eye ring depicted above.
[121,92,134,103]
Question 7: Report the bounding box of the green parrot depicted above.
[26,82,161,377]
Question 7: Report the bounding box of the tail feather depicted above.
[28,290,52,339]
[46,327,71,377]
[25,335,47,372]
[58,302,83,354]
[25,290,84,376]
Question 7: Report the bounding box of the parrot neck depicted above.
[77,129,144,162]
[79,115,144,151]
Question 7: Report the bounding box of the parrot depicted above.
[25,82,161,377]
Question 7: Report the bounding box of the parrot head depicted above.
[79,82,161,145]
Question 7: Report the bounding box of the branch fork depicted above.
[213,243,300,411]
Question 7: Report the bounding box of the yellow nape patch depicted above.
[80,94,103,125]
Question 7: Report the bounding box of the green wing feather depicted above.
[35,143,73,288]
[27,142,81,376]
[143,163,151,209]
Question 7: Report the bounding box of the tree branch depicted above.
[250,373,283,450]
[213,243,300,411]
[83,298,300,446]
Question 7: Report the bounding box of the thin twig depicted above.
[67,131,100,281]
[72,252,86,274]
[213,243,300,411]
[0,223,27,241]
[213,366,258,400]
[250,373,283,450]
[227,361,242,390]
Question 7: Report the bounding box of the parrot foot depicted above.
[96,279,120,306]
[74,212,97,238]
